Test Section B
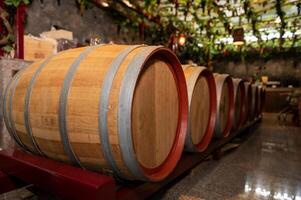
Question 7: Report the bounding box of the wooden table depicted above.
[264,87,300,113]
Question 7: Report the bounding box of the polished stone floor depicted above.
[1,113,301,200]
[162,113,301,200]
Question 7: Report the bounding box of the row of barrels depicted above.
[2,45,265,182]
[184,65,265,154]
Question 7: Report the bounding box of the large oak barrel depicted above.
[243,82,252,123]
[2,45,188,181]
[232,78,246,129]
[213,74,234,138]
[182,65,217,152]
[250,84,259,120]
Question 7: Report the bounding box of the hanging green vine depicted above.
[275,0,286,48]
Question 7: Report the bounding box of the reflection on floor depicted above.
[162,113,301,200]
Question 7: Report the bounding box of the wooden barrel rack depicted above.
[0,117,261,200]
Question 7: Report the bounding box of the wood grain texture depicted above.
[132,58,179,168]
[67,45,127,171]
[12,61,44,153]
[190,76,210,145]
[182,65,216,152]
[4,45,185,181]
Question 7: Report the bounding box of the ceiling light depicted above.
[232,27,244,46]
[101,1,109,7]
[178,34,186,46]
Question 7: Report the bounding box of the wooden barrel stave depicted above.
[3,45,188,181]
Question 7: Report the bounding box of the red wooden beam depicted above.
[0,170,16,194]
[0,1,25,59]
[0,149,116,200]
[14,3,26,59]
[0,0,4,57]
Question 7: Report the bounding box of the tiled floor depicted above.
[1,113,301,200]
[162,113,301,200]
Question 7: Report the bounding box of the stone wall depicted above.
[213,56,301,87]
[0,58,32,120]
[0,58,32,149]
[25,0,138,44]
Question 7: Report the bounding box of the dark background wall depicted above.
[25,0,138,44]
[213,55,301,87]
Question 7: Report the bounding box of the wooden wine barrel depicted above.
[182,65,217,152]
[213,74,234,138]
[232,78,246,129]
[250,84,259,120]
[243,82,252,123]
[2,45,188,181]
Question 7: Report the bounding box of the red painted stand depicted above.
[0,170,16,194]
[14,3,25,59]
[0,149,115,200]
[0,118,260,199]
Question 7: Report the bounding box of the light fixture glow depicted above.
[233,41,244,46]
[101,1,109,7]
[232,27,244,46]
[178,34,186,46]
[122,0,133,8]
